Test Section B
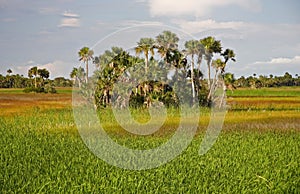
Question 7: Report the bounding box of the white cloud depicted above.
[135,0,147,3]
[173,19,247,34]
[254,56,300,65]
[59,18,80,27]
[148,0,262,17]
[27,60,35,65]
[229,56,300,77]
[62,11,80,18]
[120,20,164,27]
[58,11,80,28]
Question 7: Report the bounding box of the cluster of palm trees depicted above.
[77,31,236,108]
[24,66,56,93]
[27,67,50,88]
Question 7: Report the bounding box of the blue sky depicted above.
[0,0,299,78]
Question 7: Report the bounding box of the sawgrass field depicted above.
[0,87,299,193]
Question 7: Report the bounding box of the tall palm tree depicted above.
[135,38,155,74]
[209,49,236,104]
[78,47,94,83]
[184,40,203,101]
[28,66,38,88]
[155,31,179,59]
[200,36,222,88]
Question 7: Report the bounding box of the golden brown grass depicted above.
[1,89,299,134]
[227,96,300,110]
[0,92,72,116]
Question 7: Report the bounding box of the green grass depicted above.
[0,88,24,93]
[1,87,300,193]
[0,87,73,94]
[55,87,73,94]
[0,108,299,193]
[227,87,300,97]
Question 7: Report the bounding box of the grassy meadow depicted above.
[0,87,299,193]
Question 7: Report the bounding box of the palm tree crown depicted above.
[135,38,155,73]
[155,31,179,59]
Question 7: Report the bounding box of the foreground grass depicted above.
[0,109,299,193]
[1,87,300,193]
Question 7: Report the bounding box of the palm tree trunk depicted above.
[191,54,196,102]
[197,55,202,73]
[207,69,218,103]
[86,60,89,83]
[145,52,148,74]
[207,58,211,89]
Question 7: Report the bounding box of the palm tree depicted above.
[78,47,94,83]
[70,67,85,88]
[184,40,203,101]
[28,66,38,88]
[94,47,124,70]
[155,31,179,59]
[200,36,222,88]
[196,43,205,73]
[223,73,235,90]
[38,68,50,86]
[212,59,225,77]
[222,49,236,65]
[7,69,12,76]
[135,38,155,74]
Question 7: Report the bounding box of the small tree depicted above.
[70,67,85,88]
[7,69,12,76]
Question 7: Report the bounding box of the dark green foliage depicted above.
[129,94,145,108]
[23,85,57,93]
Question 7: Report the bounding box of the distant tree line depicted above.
[0,68,73,92]
[232,72,300,89]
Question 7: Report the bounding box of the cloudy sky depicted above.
[0,0,299,78]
